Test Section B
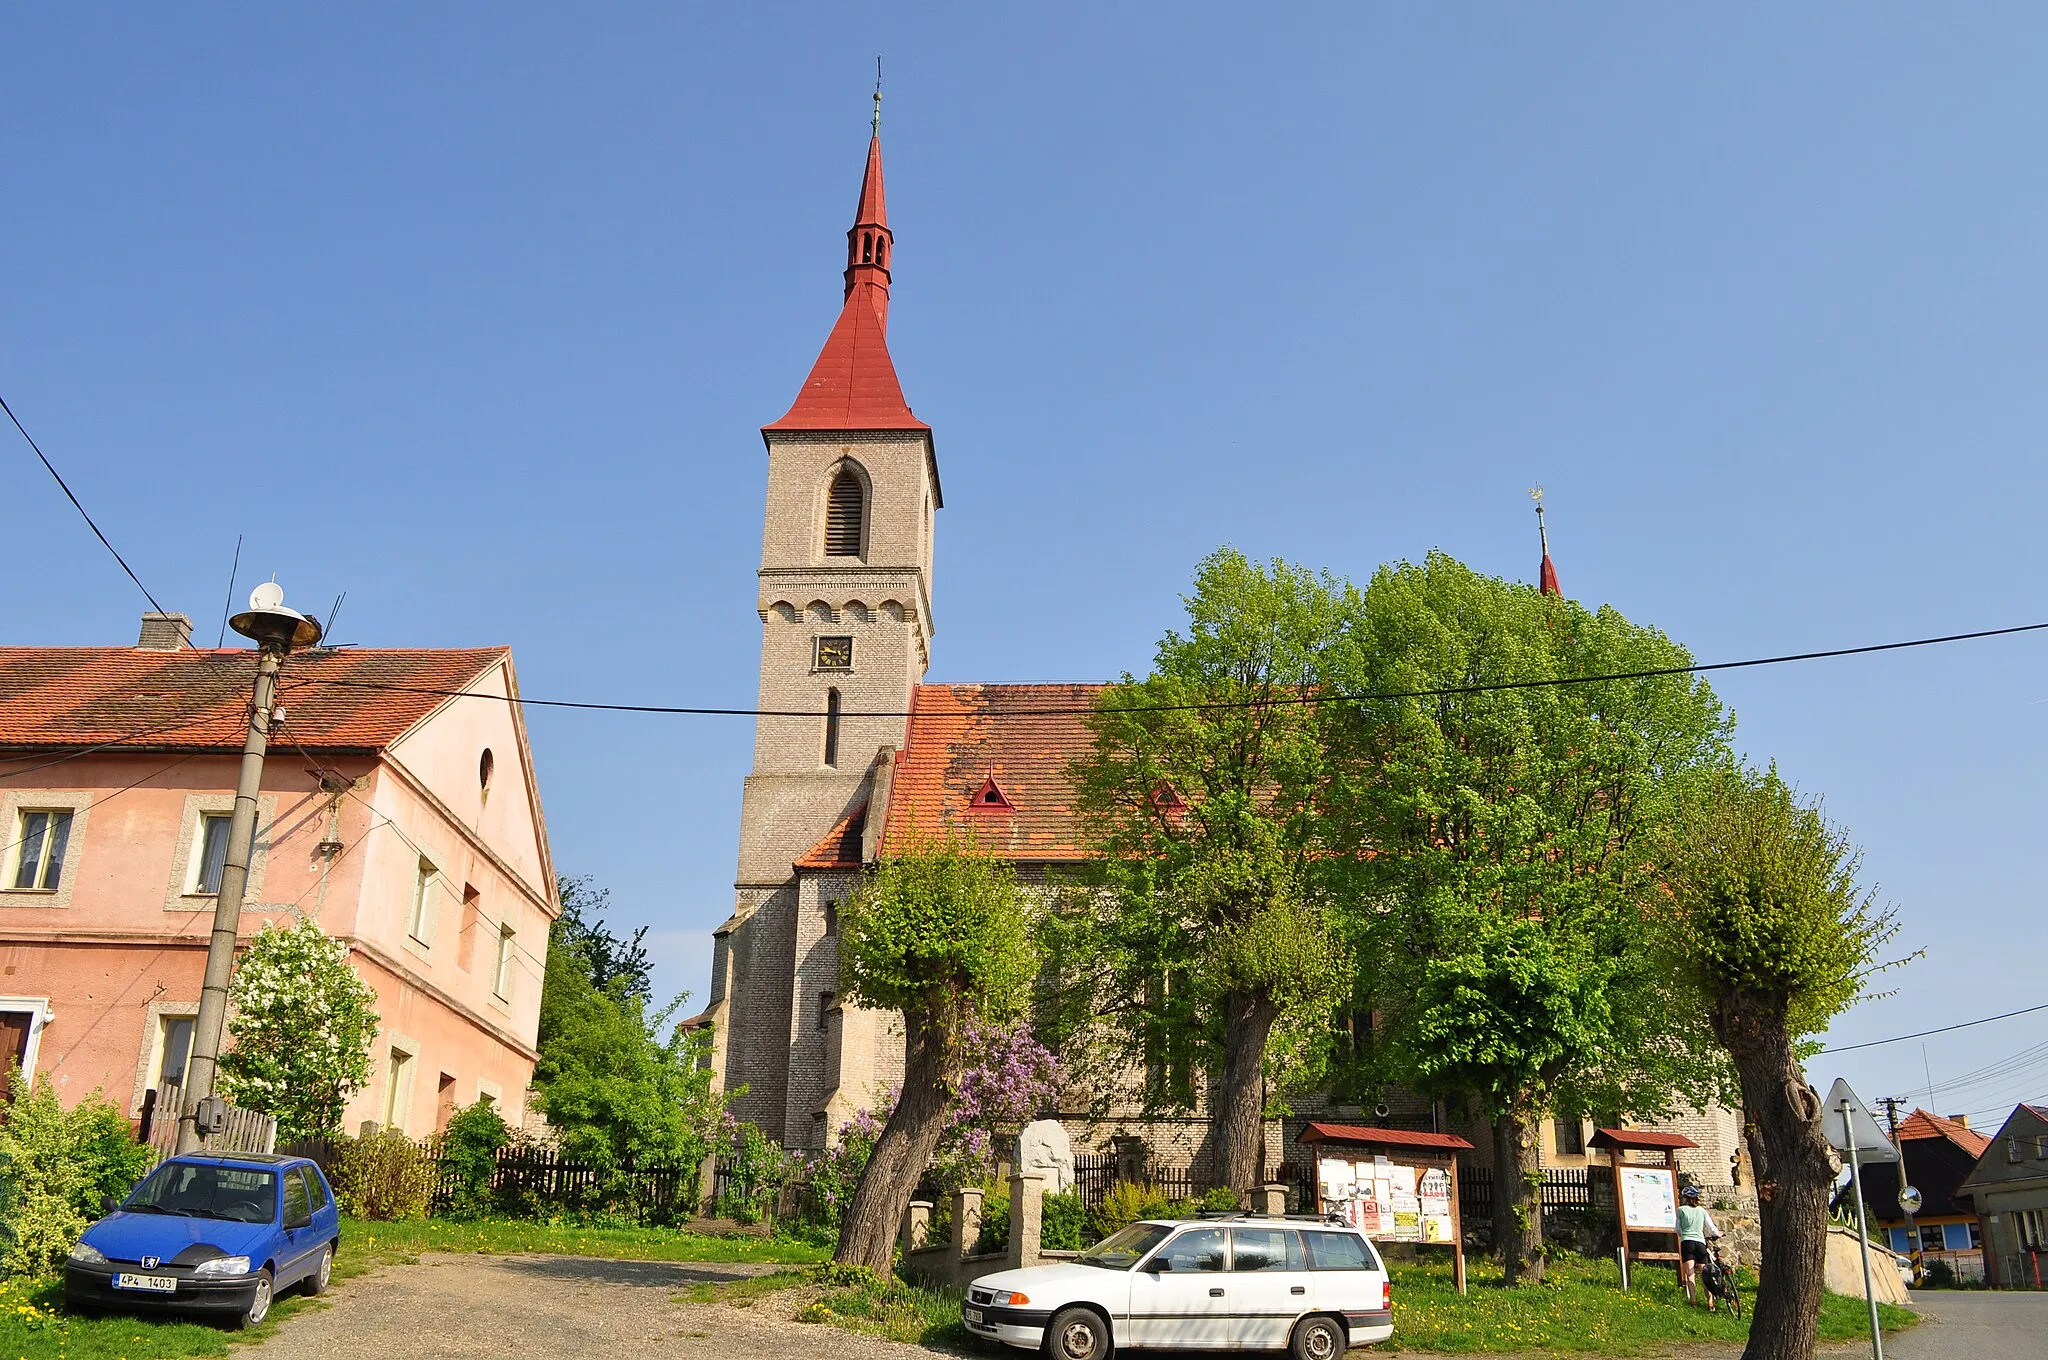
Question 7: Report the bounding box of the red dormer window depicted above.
[969,774,1013,812]
[1150,783,1184,810]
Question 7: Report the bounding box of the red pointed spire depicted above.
[1533,490,1562,597]
[764,102,926,435]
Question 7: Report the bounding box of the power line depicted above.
[0,751,203,864]
[1813,1000,2048,1056]
[1,391,166,615]
[278,618,2048,721]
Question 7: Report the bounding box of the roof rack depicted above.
[1190,1210,1350,1225]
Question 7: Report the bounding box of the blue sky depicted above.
[7,5,2045,1124]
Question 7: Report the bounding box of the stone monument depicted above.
[1016,1119,1076,1194]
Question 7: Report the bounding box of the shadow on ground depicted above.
[489,1255,773,1289]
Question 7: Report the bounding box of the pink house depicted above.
[0,611,558,1138]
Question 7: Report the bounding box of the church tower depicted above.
[709,106,940,1140]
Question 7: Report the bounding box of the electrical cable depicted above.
[0,694,255,781]
[0,751,203,866]
[1812,1000,2048,1055]
[274,618,2048,721]
[1,391,166,615]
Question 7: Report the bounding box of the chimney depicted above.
[137,612,194,651]
[1948,1114,1970,1129]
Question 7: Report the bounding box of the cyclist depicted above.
[1676,1185,1724,1311]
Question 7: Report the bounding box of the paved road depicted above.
[251,1253,937,1360]
[1881,1289,2048,1359]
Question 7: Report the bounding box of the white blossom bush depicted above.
[219,917,380,1143]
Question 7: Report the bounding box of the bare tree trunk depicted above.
[1214,990,1280,1196]
[1492,1103,1546,1285]
[1718,993,1831,1360]
[835,1012,952,1273]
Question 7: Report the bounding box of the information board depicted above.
[1619,1165,1677,1232]
[1318,1155,1455,1245]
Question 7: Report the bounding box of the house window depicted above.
[152,1015,196,1090]
[9,810,73,891]
[823,689,842,767]
[408,857,438,944]
[2011,1137,2026,1163]
[815,636,854,671]
[1553,1117,1586,1156]
[382,1046,413,1128]
[193,813,232,894]
[494,924,516,1000]
[817,991,835,1031]
[824,468,866,557]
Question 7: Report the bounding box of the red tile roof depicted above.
[879,683,1104,861]
[1589,1128,1699,1151]
[0,646,510,753]
[796,804,868,870]
[1297,1123,1476,1153]
[763,281,927,433]
[1896,1109,1993,1159]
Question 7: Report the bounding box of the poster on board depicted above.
[1319,1155,1455,1244]
[1619,1165,1678,1231]
[1418,1167,1455,1244]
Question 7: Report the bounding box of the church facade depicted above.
[697,125,1749,1191]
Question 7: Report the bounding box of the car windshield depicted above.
[1076,1222,1173,1270]
[125,1161,278,1223]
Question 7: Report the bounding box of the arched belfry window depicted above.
[825,467,866,557]
[862,232,874,263]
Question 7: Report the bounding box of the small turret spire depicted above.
[1530,486,1562,597]
[843,71,894,329]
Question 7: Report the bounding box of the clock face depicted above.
[816,636,853,670]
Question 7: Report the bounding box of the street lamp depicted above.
[174,582,322,1153]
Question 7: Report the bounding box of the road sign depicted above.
[1898,1186,1922,1215]
[1821,1079,1898,1162]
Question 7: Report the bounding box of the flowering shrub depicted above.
[795,1107,881,1240]
[0,1073,152,1278]
[218,917,380,1142]
[945,1016,1060,1182]
[713,1115,797,1224]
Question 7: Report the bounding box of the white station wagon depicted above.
[963,1215,1394,1360]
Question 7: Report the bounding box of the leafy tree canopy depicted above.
[553,874,651,1002]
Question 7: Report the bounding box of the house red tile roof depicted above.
[796,804,868,870]
[1297,1122,1476,1153]
[879,683,1105,862]
[0,646,510,754]
[1589,1128,1699,1151]
[1896,1109,1993,1159]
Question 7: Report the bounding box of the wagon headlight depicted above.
[997,1291,1030,1306]
[193,1255,251,1277]
[68,1242,107,1264]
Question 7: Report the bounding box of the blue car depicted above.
[65,1153,341,1328]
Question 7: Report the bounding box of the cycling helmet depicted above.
[1681,1185,1702,1202]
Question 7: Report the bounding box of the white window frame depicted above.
[186,812,234,895]
[407,856,438,946]
[7,808,75,893]
[493,923,516,1001]
[165,794,273,912]
[0,793,90,908]
[0,996,52,1088]
[382,1043,415,1130]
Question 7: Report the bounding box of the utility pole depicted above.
[1878,1095,1921,1286]
[175,583,322,1154]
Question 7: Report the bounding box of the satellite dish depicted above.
[249,581,286,611]
[1898,1186,1923,1215]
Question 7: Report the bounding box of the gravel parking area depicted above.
[251,1253,944,1360]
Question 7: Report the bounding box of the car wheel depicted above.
[1044,1305,1110,1360]
[233,1269,275,1329]
[304,1243,335,1296]
[1291,1313,1347,1360]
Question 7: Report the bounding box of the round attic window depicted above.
[479,748,495,791]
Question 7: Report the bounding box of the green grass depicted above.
[1385,1254,1919,1354]
[794,1264,969,1348]
[0,1216,828,1360]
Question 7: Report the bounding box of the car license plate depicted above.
[115,1273,177,1293]
[964,1306,985,1325]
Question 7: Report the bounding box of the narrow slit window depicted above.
[823,689,841,767]
[825,469,865,556]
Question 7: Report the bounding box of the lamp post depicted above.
[175,583,322,1154]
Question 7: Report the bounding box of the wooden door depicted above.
[0,1011,33,1107]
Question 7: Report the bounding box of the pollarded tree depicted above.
[1058,549,1344,1195]
[1323,551,1731,1282]
[218,917,380,1143]
[833,830,1037,1272]
[1660,764,1904,1360]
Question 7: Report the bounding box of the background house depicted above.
[1853,1109,1990,1282]
[0,613,557,1136]
[1957,1104,2048,1289]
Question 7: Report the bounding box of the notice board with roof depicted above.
[1590,1128,1699,1283]
[1299,1123,1474,1293]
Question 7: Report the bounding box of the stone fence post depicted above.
[1007,1174,1045,1271]
[954,1185,984,1273]
[698,1152,719,1217]
[1255,1182,1287,1216]
[902,1199,932,1254]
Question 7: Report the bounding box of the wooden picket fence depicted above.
[138,1083,278,1160]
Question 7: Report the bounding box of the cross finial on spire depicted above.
[873,56,883,137]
